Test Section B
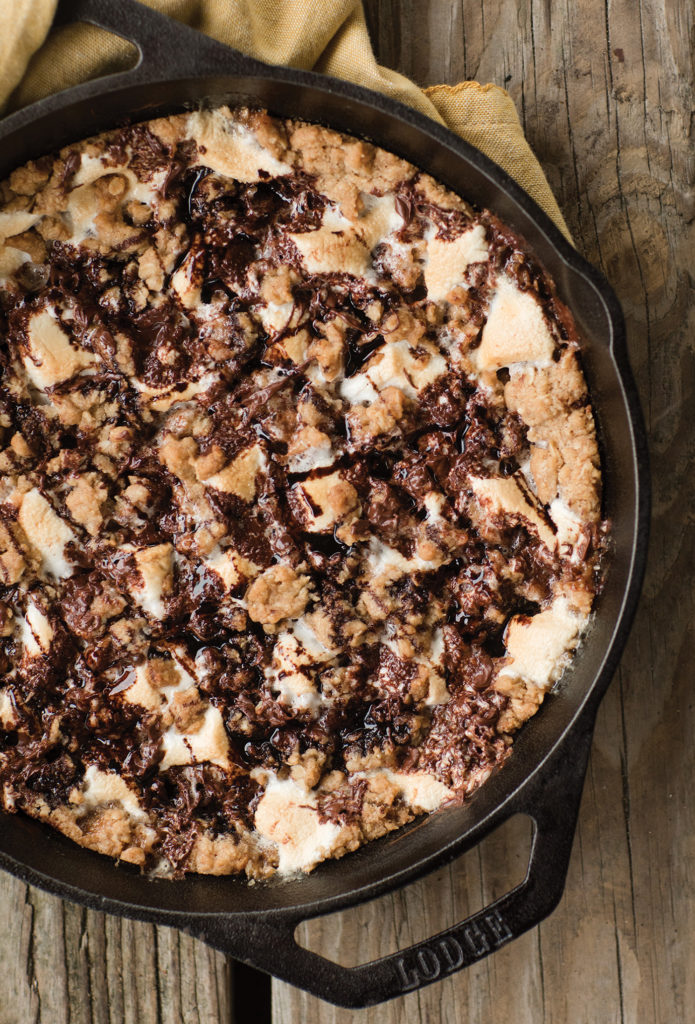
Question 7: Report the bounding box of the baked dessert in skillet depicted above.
[0,108,604,877]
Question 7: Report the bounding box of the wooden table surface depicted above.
[1,1,692,1021]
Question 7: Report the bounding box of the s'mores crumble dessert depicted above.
[0,108,605,877]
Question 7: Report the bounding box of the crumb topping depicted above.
[0,107,605,878]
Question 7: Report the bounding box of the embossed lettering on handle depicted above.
[395,909,513,992]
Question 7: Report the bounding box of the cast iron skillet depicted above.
[0,0,649,1007]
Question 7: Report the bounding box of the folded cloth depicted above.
[0,0,569,236]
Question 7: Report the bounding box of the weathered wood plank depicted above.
[0,871,233,1024]
[273,0,694,1020]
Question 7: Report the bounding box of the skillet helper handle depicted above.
[186,724,594,1008]
[52,0,267,79]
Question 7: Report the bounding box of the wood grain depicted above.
[1,1,693,1021]
[0,871,232,1024]
[273,0,695,1021]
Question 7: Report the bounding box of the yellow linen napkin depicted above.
[0,0,569,237]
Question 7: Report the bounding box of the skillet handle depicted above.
[52,0,268,79]
[184,723,594,1008]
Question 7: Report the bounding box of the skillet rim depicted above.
[0,0,649,993]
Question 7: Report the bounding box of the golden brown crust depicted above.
[246,565,312,626]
